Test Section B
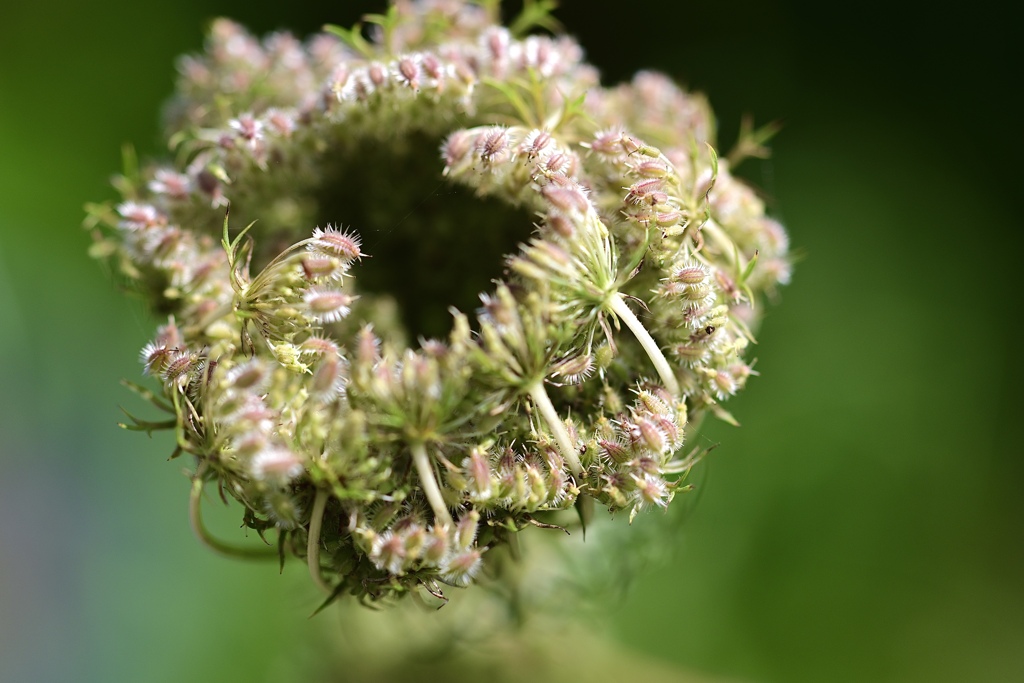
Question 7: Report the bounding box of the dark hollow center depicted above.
[316,132,535,340]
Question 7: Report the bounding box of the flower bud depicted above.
[464,447,495,503]
[371,530,407,575]
[303,287,355,323]
[250,446,305,484]
[551,354,594,385]
[224,359,269,391]
[263,490,303,529]
[476,126,511,164]
[440,548,483,587]
[140,342,174,375]
[453,510,480,551]
[422,524,449,565]
[632,473,670,509]
[600,439,630,465]
[395,55,422,91]
[519,129,553,159]
[310,353,346,400]
[309,225,363,261]
[636,417,668,455]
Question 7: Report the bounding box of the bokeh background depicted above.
[1,1,1020,681]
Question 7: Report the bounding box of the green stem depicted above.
[702,219,738,265]
[188,470,277,560]
[307,488,332,594]
[411,441,455,528]
[527,381,584,476]
[608,293,680,396]
[617,226,655,285]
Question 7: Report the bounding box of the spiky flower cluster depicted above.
[87,0,790,604]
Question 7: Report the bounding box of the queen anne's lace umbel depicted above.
[88,0,790,604]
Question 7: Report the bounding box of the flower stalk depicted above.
[189,468,277,560]
[608,293,680,396]
[527,381,584,476]
[307,488,332,594]
[410,441,454,529]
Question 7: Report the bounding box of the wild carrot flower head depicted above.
[88,0,791,605]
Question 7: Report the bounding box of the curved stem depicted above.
[617,226,655,286]
[608,293,680,396]
[188,470,277,560]
[411,441,455,529]
[307,488,332,594]
[527,381,584,476]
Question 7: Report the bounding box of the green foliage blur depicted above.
[1,1,1020,682]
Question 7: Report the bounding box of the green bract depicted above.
[88,0,790,605]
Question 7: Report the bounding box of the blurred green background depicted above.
[1,1,1020,681]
